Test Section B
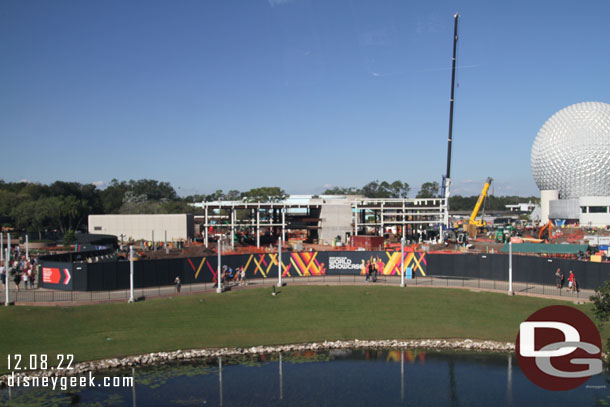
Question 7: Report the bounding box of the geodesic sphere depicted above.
[531,101,610,199]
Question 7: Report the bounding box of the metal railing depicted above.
[0,274,594,304]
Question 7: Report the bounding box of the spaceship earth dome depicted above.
[531,101,610,199]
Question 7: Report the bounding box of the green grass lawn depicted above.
[0,286,606,373]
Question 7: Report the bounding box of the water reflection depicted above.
[1,349,608,406]
[400,350,404,402]
[131,367,136,407]
[279,352,283,401]
[218,357,223,407]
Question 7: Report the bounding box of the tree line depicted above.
[323,180,537,212]
[0,179,537,238]
[0,180,290,237]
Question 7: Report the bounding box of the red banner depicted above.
[42,267,61,284]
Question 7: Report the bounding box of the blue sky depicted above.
[1,0,609,197]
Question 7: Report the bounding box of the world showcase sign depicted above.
[328,257,364,270]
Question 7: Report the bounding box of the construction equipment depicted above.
[464,177,493,238]
[539,221,553,241]
[494,225,516,243]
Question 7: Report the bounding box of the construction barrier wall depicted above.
[39,251,610,291]
[39,251,427,291]
[426,253,609,290]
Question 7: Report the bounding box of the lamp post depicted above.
[129,246,135,303]
[508,240,514,296]
[277,238,282,287]
[4,248,9,306]
[217,238,222,294]
[400,237,406,287]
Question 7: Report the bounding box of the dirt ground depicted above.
[133,245,216,259]
[124,225,609,260]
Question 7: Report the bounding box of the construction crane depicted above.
[463,177,493,238]
[469,177,493,227]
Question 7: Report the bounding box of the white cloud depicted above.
[92,180,105,188]
[18,178,29,183]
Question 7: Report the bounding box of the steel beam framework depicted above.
[196,202,320,248]
[352,198,448,241]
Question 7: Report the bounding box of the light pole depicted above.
[129,246,135,303]
[508,240,514,296]
[217,238,222,294]
[400,237,406,287]
[277,237,283,287]
[5,248,9,306]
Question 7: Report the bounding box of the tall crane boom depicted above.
[469,177,493,226]
[441,13,460,235]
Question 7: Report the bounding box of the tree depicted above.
[322,186,360,195]
[128,179,177,201]
[388,180,410,198]
[183,194,206,203]
[11,200,50,233]
[243,187,287,202]
[205,190,225,201]
[0,190,21,218]
[417,182,440,198]
[361,180,410,198]
[161,200,196,214]
[100,179,130,214]
[225,190,242,201]
[119,200,164,214]
[591,280,610,350]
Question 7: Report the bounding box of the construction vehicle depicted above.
[539,221,553,241]
[464,177,493,238]
[494,225,516,243]
[443,228,468,245]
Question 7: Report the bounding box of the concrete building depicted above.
[318,201,353,245]
[88,214,194,242]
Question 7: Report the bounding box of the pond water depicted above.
[1,349,609,406]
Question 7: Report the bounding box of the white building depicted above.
[88,214,194,242]
[546,196,610,227]
[505,202,536,212]
[531,102,610,226]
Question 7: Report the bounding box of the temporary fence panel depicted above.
[40,250,609,292]
[39,261,74,291]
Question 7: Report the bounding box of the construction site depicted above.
[78,14,610,264]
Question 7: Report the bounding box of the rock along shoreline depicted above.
[0,339,515,386]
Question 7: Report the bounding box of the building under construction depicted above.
[196,195,448,248]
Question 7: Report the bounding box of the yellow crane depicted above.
[464,177,493,238]
[469,177,493,226]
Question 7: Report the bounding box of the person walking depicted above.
[568,270,576,292]
[13,270,21,291]
[22,270,29,290]
[174,276,181,294]
[554,268,562,288]
[239,267,246,286]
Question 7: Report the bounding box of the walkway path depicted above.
[0,275,594,306]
